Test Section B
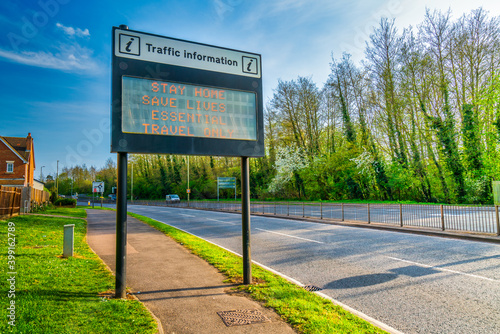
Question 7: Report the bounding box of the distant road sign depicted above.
[187,189,191,194]
[218,177,236,189]
[92,181,105,193]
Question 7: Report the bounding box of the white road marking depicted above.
[386,256,499,283]
[206,218,237,225]
[255,228,324,244]
[179,214,195,217]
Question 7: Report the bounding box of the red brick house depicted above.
[0,133,36,188]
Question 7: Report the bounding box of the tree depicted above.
[366,17,407,166]
[268,146,309,198]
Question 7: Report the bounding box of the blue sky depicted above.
[1,0,499,177]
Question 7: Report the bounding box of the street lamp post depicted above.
[40,166,45,183]
[56,160,59,196]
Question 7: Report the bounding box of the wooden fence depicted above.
[21,186,51,212]
[0,186,22,219]
[31,187,51,205]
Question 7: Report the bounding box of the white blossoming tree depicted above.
[268,146,309,195]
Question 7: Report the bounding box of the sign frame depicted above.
[111,26,264,157]
[111,25,258,298]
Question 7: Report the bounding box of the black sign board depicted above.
[111,27,264,157]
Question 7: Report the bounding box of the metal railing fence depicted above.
[128,200,500,235]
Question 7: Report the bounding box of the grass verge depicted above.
[32,206,88,218]
[0,210,157,334]
[128,212,388,334]
[76,205,115,211]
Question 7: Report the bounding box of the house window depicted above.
[6,162,14,173]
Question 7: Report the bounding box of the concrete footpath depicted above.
[85,210,296,334]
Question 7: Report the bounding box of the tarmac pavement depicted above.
[85,209,296,334]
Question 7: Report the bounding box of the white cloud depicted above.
[0,20,98,74]
[0,43,99,73]
[56,22,90,38]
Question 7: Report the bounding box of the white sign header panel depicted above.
[114,28,261,78]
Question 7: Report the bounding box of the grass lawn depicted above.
[129,212,388,334]
[33,206,88,218]
[0,211,157,334]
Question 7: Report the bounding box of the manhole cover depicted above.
[303,285,322,292]
[217,309,269,327]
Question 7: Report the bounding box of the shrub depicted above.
[50,191,57,203]
[54,198,77,207]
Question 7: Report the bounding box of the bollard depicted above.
[63,224,75,258]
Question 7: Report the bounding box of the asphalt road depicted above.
[113,204,500,334]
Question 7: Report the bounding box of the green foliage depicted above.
[422,85,466,202]
[50,191,57,204]
[461,104,483,173]
[54,198,77,207]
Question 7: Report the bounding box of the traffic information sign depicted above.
[114,29,260,78]
[111,26,264,157]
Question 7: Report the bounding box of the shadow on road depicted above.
[325,273,398,289]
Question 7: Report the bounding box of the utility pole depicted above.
[40,165,45,183]
[56,160,59,196]
[187,156,190,204]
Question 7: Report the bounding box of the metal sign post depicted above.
[187,156,190,206]
[115,152,127,299]
[241,157,251,284]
